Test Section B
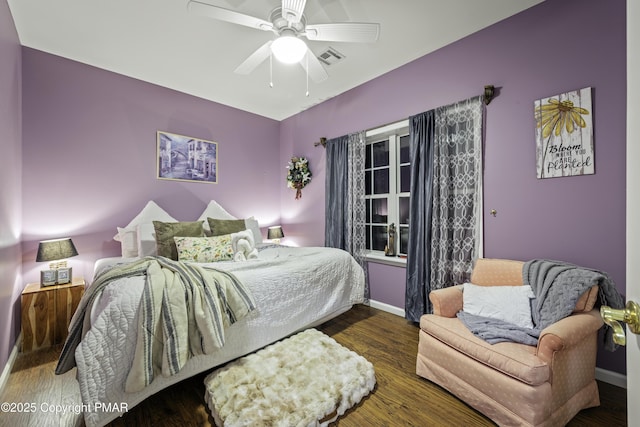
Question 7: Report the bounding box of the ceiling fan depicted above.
[187,0,380,83]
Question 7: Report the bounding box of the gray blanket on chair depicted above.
[457,259,624,351]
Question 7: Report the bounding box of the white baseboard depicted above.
[367,302,628,389]
[369,300,405,318]
[596,367,627,389]
[0,333,21,396]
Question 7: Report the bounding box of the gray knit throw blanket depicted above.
[523,259,624,351]
[458,259,625,351]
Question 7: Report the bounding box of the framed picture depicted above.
[157,131,218,184]
[40,270,57,287]
[56,267,72,285]
[534,87,594,179]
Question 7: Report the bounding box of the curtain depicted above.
[325,131,369,301]
[404,96,483,321]
[430,96,484,292]
[325,135,349,249]
[405,111,436,322]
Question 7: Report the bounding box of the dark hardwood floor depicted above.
[0,305,627,426]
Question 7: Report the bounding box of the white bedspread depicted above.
[74,246,365,427]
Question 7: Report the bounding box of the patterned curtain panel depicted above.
[430,96,484,292]
[325,132,369,301]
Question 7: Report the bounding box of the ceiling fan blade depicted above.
[305,22,380,43]
[234,41,273,75]
[281,0,307,24]
[300,49,328,83]
[188,1,274,32]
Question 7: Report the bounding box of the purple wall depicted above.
[367,263,406,309]
[3,0,627,376]
[20,49,281,284]
[0,0,22,376]
[281,0,627,373]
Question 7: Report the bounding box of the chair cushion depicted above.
[420,314,549,386]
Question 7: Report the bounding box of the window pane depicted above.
[399,197,410,224]
[366,225,371,249]
[399,226,409,255]
[400,165,411,193]
[373,140,389,167]
[400,135,410,163]
[366,199,371,223]
[365,145,372,169]
[365,170,372,195]
[373,168,389,194]
[372,226,387,251]
[371,198,388,223]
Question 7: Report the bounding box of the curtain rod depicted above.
[313,137,327,148]
[313,85,495,148]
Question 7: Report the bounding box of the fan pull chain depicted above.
[269,52,274,88]
[305,53,309,97]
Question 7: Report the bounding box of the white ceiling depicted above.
[8,0,544,121]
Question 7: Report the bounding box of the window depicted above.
[364,120,410,256]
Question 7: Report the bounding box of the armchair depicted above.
[416,258,602,426]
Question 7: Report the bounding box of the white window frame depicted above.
[364,119,409,266]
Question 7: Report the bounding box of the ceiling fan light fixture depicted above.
[271,34,307,64]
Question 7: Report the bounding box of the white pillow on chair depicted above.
[462,282,535,329]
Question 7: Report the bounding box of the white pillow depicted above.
[198,200,236,232]
[113,201,176,242]
[117,227,138,258]
[462,283,535,329]
[244,217,263,244]
[137,223,157,256]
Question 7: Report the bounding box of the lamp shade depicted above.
[267,226,284,240]
[36,238,79,262]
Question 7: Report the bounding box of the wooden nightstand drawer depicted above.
[21,277,85,352]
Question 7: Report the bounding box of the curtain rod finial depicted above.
[314,137,327,148]
[483,85,495,105]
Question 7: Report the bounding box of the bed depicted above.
[64,244,365,427]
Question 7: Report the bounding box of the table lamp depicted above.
[267,226,284,245]
[36,238,78,286]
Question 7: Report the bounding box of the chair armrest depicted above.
[429,285,463,317]
[536,309,603,363]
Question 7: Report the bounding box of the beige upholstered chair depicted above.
[416,258,602,427]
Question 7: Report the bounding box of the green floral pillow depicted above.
[174,235,234,263]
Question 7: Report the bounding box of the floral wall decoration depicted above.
[534,87,594,179]
[286,157,312,199]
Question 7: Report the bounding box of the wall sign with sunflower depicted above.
[534,87,594,179]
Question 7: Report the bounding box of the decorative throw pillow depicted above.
[207,218,247,236]
[153,221,205,260]
[174,235,235,263]
[462,282,535,329]
[198,200,237,232]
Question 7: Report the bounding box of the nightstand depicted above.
[21,277,85,352]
